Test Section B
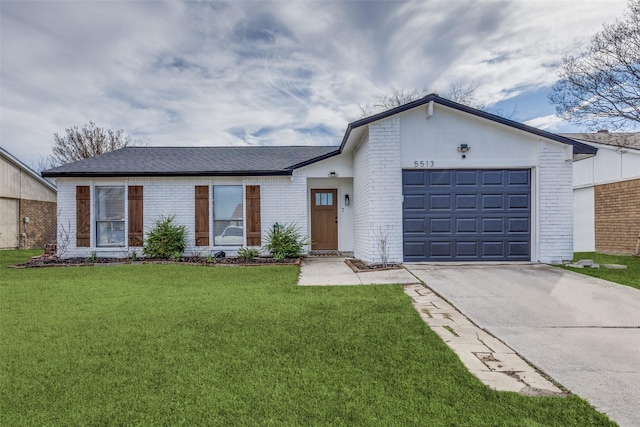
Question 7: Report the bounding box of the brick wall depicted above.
[537,143,574,263]
[55,176,308,258]
[594,178,640,254]
[19,199,57,249]
[353,117,404,263]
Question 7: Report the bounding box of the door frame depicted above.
[310,188,338,250]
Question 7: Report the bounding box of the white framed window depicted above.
[95,186,125,247]
[213,185,243,246]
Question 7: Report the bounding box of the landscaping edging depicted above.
[344,258,403,273]
[10,257,301,269]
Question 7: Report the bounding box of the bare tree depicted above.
[549,0,640,131]
[358,83,515,119]
[50,121,132,166]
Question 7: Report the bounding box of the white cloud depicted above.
[0,0,628,166]
[524,114,565,131]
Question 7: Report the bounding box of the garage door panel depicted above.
[456,170,479,186]
[508,242,530,257]
[455,218,477,233]
[508,218,529,233]
[482,194,504,209]
[403,169,531,262]
[429,171,453,186]
[404,194,425,210]
[508,194,530,209]
[455,194,477,209]
[508,170,530,185]
[456,241,478,257]
[404,241,427,258]
[403,170,427,186]
[429,218,451,233]
[430,241,453,258]
[429,194,451,210]
[404,218,425,233]
[482,218,504,233]
[482,170,504,185]
[482,241,504,257]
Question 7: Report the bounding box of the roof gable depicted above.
[1,146,57,191]
[339,94,598,157]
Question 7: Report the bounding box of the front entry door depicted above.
[311,189,338,250]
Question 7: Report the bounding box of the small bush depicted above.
[237,247,260,262]
[143,215,188,260]
[264,223,309,259]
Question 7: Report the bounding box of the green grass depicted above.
[561,252,640,290]
[1,250,614,426]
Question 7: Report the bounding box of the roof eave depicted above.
[338,94,599,156]
[288,149,342,169]
[41,170,293,178]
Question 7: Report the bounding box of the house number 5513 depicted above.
[414,161,435,168]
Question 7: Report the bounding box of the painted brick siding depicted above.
[353,132,372,262]
[55,175,308,258]
[18,199,57,248]
[353,118,404,263]
[594,178,640,254]
[537,143,574,263]
[244,174,308,247]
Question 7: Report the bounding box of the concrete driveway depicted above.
[407,264,640,427]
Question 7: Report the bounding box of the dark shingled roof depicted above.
[42,146,340,178]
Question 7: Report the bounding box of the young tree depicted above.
[50,121,132,166]
[549,0,640,131]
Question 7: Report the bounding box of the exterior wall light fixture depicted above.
[345,194,350,206]
[328,171,337,177]
[457,144,470,153]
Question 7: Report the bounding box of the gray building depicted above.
[1,147,57,249]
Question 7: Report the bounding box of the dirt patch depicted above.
[11,255,301,269]
[345,258,403,272]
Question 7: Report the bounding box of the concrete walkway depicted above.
[298,257,418,285]
[408,264,640,427]
[297,257,562,396]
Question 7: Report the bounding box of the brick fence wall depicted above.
[19,199,57,249]
[594,178,640,254]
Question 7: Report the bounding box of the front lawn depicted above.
[562,252,640,290]
[1,250,613,426]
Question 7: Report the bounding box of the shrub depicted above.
[263,223,309,259]
[143,215,187,260]
[237,247,260,262]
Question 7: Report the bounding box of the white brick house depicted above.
[43,95,596,263]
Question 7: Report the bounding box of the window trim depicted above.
[95,186,126,248]
[213,185,244,246]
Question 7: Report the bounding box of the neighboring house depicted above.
[42,94,596,263]
[564,132,640,254]
[0,147,57,249]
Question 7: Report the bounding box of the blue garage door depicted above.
[403,169,531,262]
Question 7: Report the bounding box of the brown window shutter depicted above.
[128,186,144,246]
[246,185,261,246]
[76,186,91,247]
[195,186,210,246]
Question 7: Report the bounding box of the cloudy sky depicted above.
[0,0,628,167]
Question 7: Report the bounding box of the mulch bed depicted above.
[345,258,403,272]
[11,255,301,269]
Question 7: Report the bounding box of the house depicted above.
[1,147,57,249]
[42,94,597,263]
[564,132,640,255]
